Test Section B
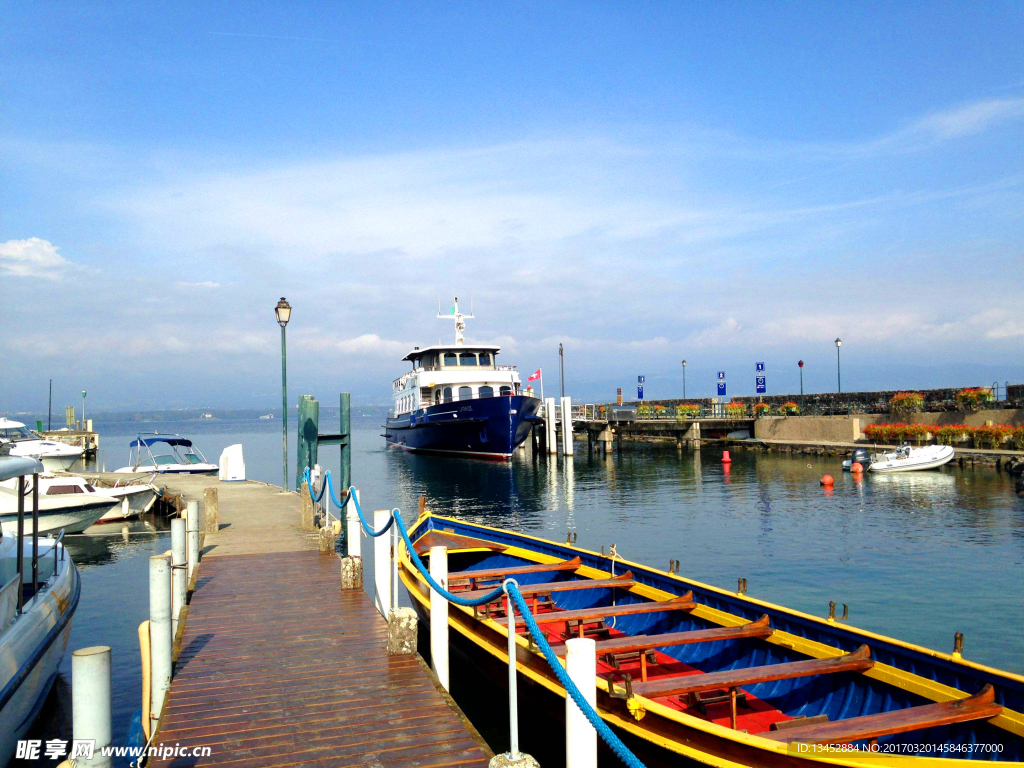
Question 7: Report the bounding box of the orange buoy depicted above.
[722,450,732,464]
[820,474,834,486]
[850,462,863,474]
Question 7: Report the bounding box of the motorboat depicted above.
[113,434,218,474]
[400,513,1024,766]
[384,298,540,459]
[0,475,118,535]
[0,418,84,472]
[5,473,159,524]
[842,444,955,473]
[0,456,80,765]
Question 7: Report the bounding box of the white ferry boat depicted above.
[384,299,540,459]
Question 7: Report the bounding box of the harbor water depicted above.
[20,416,1024,756]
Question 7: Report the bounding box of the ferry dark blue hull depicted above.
[385,395,540,459]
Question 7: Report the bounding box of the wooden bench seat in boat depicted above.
[468,571,636,604]
[449,557,582,586]
[492,592,696,626]
[623,644,874,729]
[763,684,1002,744]
[551,615,774,657]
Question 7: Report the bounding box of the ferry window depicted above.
[435,390,441,404]
[458,386,473,401]
[478,352,491,365]
[500,386,513,397]
[460,352,477,366]
[443,387,453,403]
[479,385,494,399]
[444,352,458,366]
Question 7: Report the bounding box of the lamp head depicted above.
[835,338,842,348]
[82,390,87,397]
[798,360,804,368]
[275,297,292,327]
[682,359,687,367]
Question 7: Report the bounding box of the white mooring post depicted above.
[565,637,597,768]
[346,489,361,558]
[72,646,112,768]
[544,397,557,454]
[170,517,186,640]
[429,545,450,691]
[149,554,172,728]
[560,396,573,456]
[186,500,200,587]
[373,510,391,615]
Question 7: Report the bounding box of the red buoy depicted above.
[722,450,732,464]
[820,474,834,486]
[850,462,863,474]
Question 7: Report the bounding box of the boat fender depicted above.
[820,474,834,486]
[721,450,732,463]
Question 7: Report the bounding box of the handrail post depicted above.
[16,475,24,615]
[186,500,200,588]
[373,510,391,615]
[346,489,361,558]
[565,638,597,768]
[391,517,400,613]
[507,589,520,759]
[429,546,449,691]
[31,474,39,597]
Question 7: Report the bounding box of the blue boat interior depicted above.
[416,517,1024,761]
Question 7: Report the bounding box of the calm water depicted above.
[21,417,1024,754]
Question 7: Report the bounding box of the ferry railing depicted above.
[303,471,649,768]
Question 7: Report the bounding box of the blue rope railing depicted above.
[300,468,648,767]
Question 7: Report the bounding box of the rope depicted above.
[504,581,647,768]
[300,467,328,503]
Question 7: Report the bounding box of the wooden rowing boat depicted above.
[399,513,1024,767]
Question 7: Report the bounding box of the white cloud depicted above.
[297,332,408,356]
[0,238,74,280]
[176,281,222,289]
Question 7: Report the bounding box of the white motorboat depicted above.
[0,471,118,535]
[113,434,218,475]
[4,473,158,524]
[0,456,80,766]
[842,444,955,473]
[0,418,84,471]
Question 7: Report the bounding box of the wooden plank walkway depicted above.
[150,550,492,768]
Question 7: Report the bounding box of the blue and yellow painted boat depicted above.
[400,513,1024,767]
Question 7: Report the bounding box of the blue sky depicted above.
[1,2,1022,410]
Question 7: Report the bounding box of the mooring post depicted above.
[429,545,450,691]
[72,646,112,768]
[373,510,391,615]
[565,637,597,768]
[296,394,320,491]
[339,392,351,492]
[170,518,186,641]
[544,397,557,454]
[203,487,219,534]
[346,489,361,558]
[488,591,540,768]
[149,554,172,728]
[560,396,573,455]
[186,500,200,588]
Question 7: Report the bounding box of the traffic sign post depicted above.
[756,362,765,373]
[638,385,644,400]
[756,376,766,394]
[717,381,727,397]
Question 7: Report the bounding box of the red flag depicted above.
[528,369,541,381]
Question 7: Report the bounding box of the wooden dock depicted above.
[141,476,492,768]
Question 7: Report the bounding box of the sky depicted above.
[1,2,1023,412]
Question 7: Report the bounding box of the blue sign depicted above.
[756,376,766,394]
[638,385,644,400]
[756,362,765,372]
[638,375,645,384]
[717,381,727,397]
[717,371,725,380]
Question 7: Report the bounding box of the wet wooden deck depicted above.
[150,549,492,767]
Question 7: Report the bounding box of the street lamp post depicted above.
[275,298,293,489]
[559,343,565,398]
[798,360,804,410]
[835,338,842,394]
[681,360,687,399]
[81,391,87,429]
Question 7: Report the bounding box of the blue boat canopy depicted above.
[131,436,194,448]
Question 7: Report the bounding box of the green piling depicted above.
[296,395,319,490]
[339,393,351,492]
